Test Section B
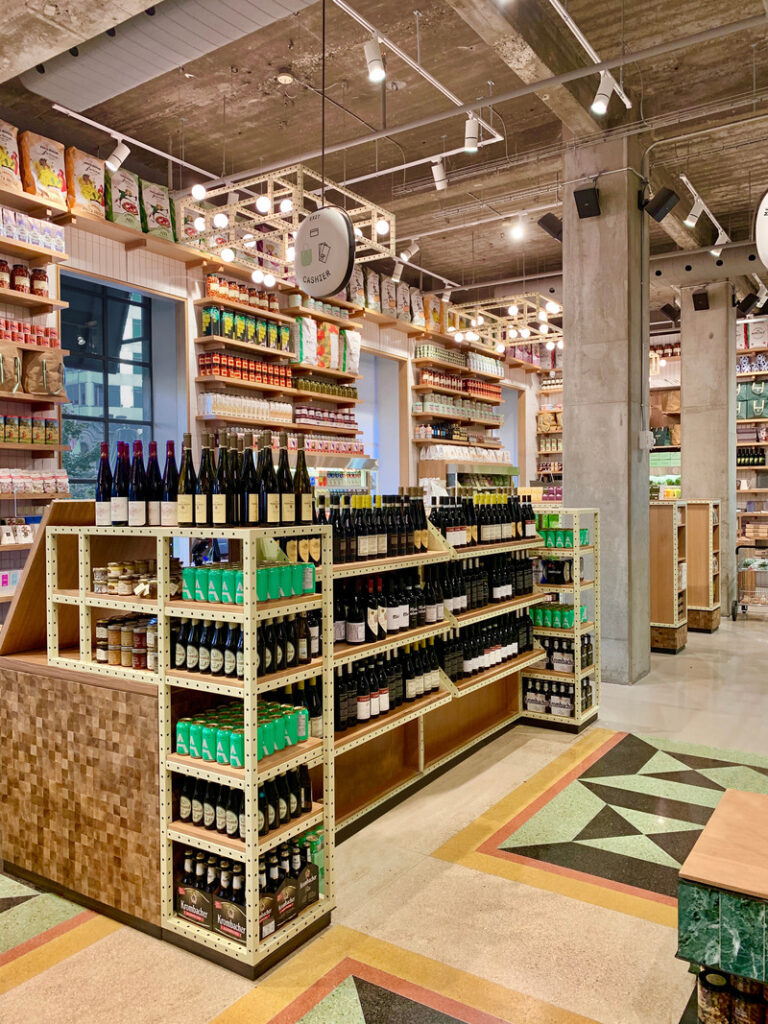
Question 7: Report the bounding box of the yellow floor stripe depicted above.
[0,915,121,996]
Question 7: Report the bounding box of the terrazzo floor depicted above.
[2,618,766,1024]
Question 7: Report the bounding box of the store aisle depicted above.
[1,620,765,1024]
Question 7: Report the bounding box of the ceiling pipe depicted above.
[340,137,498,187]
[200,12,768,190]
[547,0,632,109]
[406,203,560,242]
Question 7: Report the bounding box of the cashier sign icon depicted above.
[301,228,331,267]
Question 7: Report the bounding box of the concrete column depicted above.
[562,135,650,685]
[680,283,736,607]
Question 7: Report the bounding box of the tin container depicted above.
[229,728,245,769]
[221,568,236,604]
[188,722,203,759]
[175,718,191,756]
[201,724,218,763]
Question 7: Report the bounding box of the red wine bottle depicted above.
[110,441,129,526]
[146,441,162,526]
[161,440,179,526]
[95,441,112,527]
[128,440,147,527]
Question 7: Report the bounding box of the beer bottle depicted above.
[193,851,206,892]
[226,786,240,839]
[298,764,313,813]
[218,859,232,902]
[197,620,211,674]
[191,777,205,826]
[181,848,195,886]
[275,773,292,825]
[258,786,269,836]
[204,854,220,894]
[238,788,246,841]
[266,854,281,894]
[286,768,301,819]
[209,621,225,676]
[231,863,245,906]
[284,614,298,669]
[224,624,238,677]
[264,779,279,831]
[279,844,290,880]
[179,776,193,822]
[216,784,229,834]
[290,842,303,880]
[203,781,219,831]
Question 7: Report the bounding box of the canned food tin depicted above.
[181,566,196,601]
[201,724,218,762]
[175,718,191,756]
[194,566,208,602]
[216,725,233,765]
[229,727,245,768]
[188,721,203,759]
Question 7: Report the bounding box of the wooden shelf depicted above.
[413,410,470,423]
[0,442,67,455]
[0,286,67,313]
[412,383,502,406]
[456,537,543,558]
[524,665,594,681]
[737,370,768,380]
[652,445,681,452]
[452,592,543,626]
[0,236,68,267]
[333,619,450,665]
[0,542,33,551]
[290,363,360,382]
[335,690,450,752]
[650,384,681,392]
[739,418,768,425]
[536,387,563,395]
[509,357,544,372]
[737,346,768,355]
[62,209,209,267]
[0,491,70,501]
[192,296,293,324]
[293,390,359,406]
[4,340,69,356]
[169,801,323,858]
[167,735,323,784]
[412,357,503,382]
[452,646,546,695]
[194,336,295,360]
[534,620,595,638]
[195,375,290,397]
[536,429,562,436]
[535,579,594,592]
[412,437,501,450]
[196,414,359,436]
[333,548,452,578]
[0,591,16,603]
[284,305,357,330]
[355,308,398,328]
[0,185,68,218]
[0,390,69,405]
[737,442,768,448]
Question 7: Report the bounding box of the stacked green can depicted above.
[179,560,316,606]
[532,602,587,628]
[175,699,311,766]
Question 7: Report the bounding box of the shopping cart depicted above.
[734,539,768,619]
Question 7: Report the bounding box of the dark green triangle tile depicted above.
[0,893,37,914]
[580,734,660,780]
[574,804,642,842]
[581,780,714,825]
[647,829,703,867]
[353,976,464,1024]
[645,770,726,792]
[671,752,744,771]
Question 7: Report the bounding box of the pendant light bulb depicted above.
[279,197,293,214]
[353,225,363,239]
[220,247,234,262]
[191,183,207,201]
[256,194,271,215]
[520,327,531,339]
[213,211,228,229]
[507,303,519,317]
[557,339,564,350]
[193,216,206,232]
[470,318,477,327]
[375,218,390,236]
[105,140,130,172]
[477,314,484,325]
[545,300,560,314]
[263,273,276,287]
[538,309,548,322]
[540,322,550,334]
[464,114,479,153]
[545,339,556,351]
[286,245,295,262]
[510,217,524,241]
[251,269,264,284]
[509,327,518,339]
[364,35,386,83]
[659,357,667,367]
[455,332,464,342]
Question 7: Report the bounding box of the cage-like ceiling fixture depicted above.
[177,164,396,287]
[453,294,564,349]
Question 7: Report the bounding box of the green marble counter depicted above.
[678,880,767,982]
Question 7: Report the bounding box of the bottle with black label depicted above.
[263,779,278,832]
[161,439,179,527]
[179,776,193,822]
[294,434,314,523]
[209,621,225,676]
[197,620,211,674]
[216,784,229,834]
[181,848,195,886]
[95,441,112,526]
[240,431,259,525]
[203,781,219,831]
[191,777,205,826]
[284,613,298,669]
[259,431,280,526]
[195,432,214,527]
[223,624,239,677]
[258,786,269,836]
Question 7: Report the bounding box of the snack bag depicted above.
[347,265,365,307]
[423,294,442,333]
[0,120,22,193]
[364,268,381,312]
[410,288,425,328]
[65,147,105,218]
[106,168,141,230]
[380,276,397,318]
[140,179,176,241]
[292,318,317,365]
[396,281,411,322]
[19,131,67,205]
[174,199,203,244]
[341,330,362,375]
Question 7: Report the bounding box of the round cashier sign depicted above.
[756,189,768,271]
[294,206,355,298]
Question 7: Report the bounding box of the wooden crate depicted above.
[688,606,721,633]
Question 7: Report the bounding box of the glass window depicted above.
[60,276,153,498]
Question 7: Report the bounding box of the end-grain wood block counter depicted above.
[0,499,161,929]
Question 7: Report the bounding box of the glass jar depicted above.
[31,269,48,297]
[0,260,9,289]
[10,265,30,293]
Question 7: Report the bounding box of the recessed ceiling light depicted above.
[277,66,294,85]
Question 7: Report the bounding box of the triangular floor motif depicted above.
[575,833,681,869]
[0,894,37,914]
[580,779,714,825]
[610,804,703,837]
[669,751,744,771]
[644,770,725,792]
[296,976,367,1024]
[697,765,768,795]
[576,772,723,809]
[647,830,702,867]
[574,805,642,842]
[579,735,660,780]
[500,781,605,850]
[637,750,696,776]
[353,975,470,1023]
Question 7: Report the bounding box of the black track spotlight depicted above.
[538,213,563,242]
[660,303,680,323]
[642,187,680,223]
[692,289,710,311]
[738,292,760,316]
[573,187,600,219]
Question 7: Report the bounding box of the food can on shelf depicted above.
[45,418,59,445]
[175,718,191,756]
[229,728,245,768]
[107,645,120,666]
[18,416,31,443]
[95,642,108,663]
[181,566,196,600]
[235,570,244,605]
[234,313,246,342]
[697,970,731,1024]
[120,646,132,668]
[194,566,208,602]
[188,722,203,759]
[221,569,236,604]
[201,724,218,763]
[216,725,233,765]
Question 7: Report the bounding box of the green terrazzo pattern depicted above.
[500,782,604,849]
[576,833,681,868]
[611,806,702,836]
[0,891,84,954]
[297,977,367,1024]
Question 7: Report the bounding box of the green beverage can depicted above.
[175,718,192,755]
[542,606,552,627]
[194,566,208,602]
[545,530,555,548]
[563,606,575,628]
[181,566,196,601]
[271,714,286,751]
[222,569,236,604]
[216,725,233,765]
[188,721,203,759]
[552,606,562,628]
[580,528,590,546]
[236,570,244,605]
[554,530,565,548]
[256,568,268,602]
[282,707,298,746]
[207,567,223,603]
[229,728,245,769]
[201,724,218,762]
[564,529,574,548]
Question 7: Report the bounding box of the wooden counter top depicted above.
[680,789,768,899]
[0,650,158,697]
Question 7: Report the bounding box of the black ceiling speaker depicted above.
[537,213,563,242]
[642,187,680,223]
[692,289,710,311]
[573,187,600,219]
[660,303,680,323]
[738,292,760,316]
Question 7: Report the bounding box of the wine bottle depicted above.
[128,440,147,527]
[228,433,241,525]
[259,432,280,526]
[110,441,128,526]
[195,432,214,527]
[294,434,313,524]
[161,440,179,526]
[146,440,162,526]
[240,431,259,525]
[277,430,295,526]
[177,432,197,527]
[212,433,228,526]
[95,441,112,526]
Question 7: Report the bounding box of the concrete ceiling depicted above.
[2,0,768,300]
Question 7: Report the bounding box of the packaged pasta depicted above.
[106,168,141,230]
[396,281,411,321]
[410,288,425,328]
[140,180,175,241]
[65,148,105,218]
[0,120,22,193]
[364,267,381,312]
[19,131,67,205]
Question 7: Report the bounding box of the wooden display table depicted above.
[678,790,768,980]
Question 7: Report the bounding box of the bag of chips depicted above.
[140,179,176,241]
[106,168,142,230]
[19,131,67,205]
[65,147,105,218]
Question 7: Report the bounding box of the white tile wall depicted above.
[64,225,190,299]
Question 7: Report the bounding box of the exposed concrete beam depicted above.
[0,1,158,84]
